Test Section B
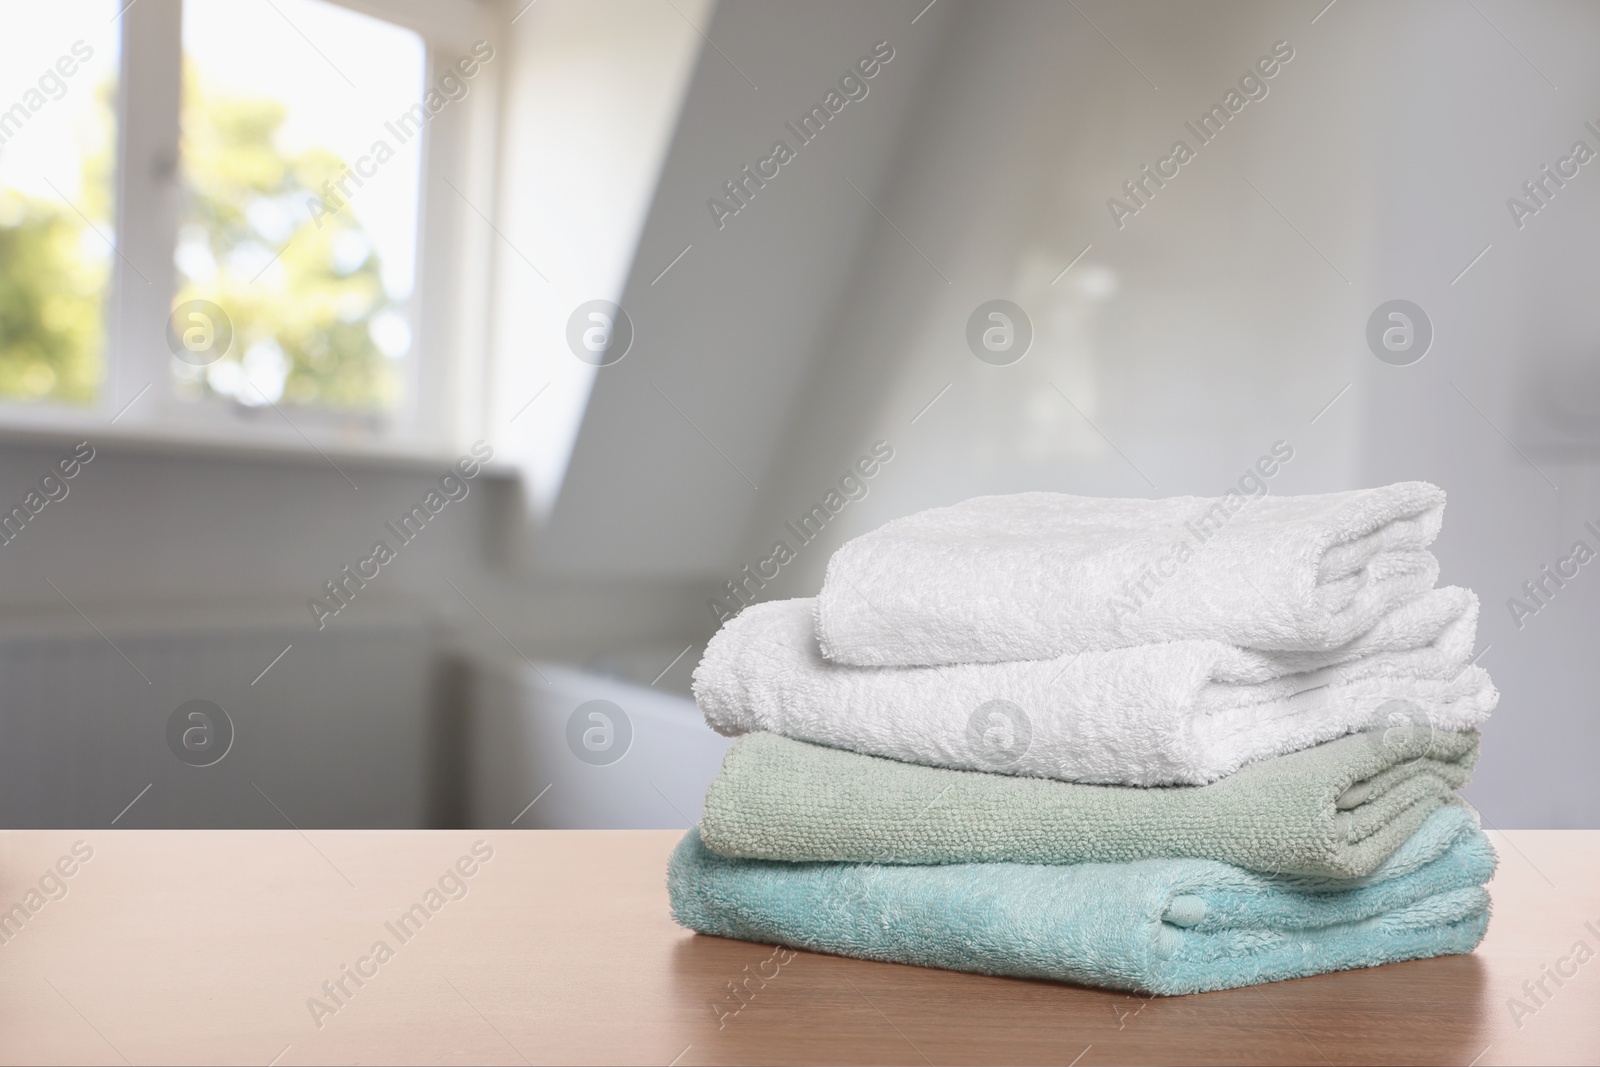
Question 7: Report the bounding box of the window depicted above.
[173,0,426,413]
[0,0,492,458]
[0,1,120,406]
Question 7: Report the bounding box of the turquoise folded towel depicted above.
[668,806,1494,995]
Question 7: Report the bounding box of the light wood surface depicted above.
[0,828,1595,1065]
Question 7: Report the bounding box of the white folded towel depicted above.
[815,482,1446,667]
[694,589,1495,787]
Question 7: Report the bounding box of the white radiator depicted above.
[0,603,443,828]
[462,656,730,829]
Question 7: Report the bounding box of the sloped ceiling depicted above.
[537,0,956,576]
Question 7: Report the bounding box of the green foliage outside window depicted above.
[0,82,113,405]
[0,69,403,410]
[174,66,403,410]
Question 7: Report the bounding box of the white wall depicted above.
[486,0,711,517]
[748,0,1377,601]
[1354,0,1600,828]
[4,0,1594,827]
[560,0,1596,826]
[535,0,959,577]
[0,437,710,828]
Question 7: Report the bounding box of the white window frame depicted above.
[0,0,499,463]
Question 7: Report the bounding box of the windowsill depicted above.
[0,413,519,479]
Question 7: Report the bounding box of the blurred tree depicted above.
[0,79,115,405]
[0,191,107,403]
[174,64,401,410]
[0,67,401,409]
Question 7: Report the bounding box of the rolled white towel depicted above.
[695,589,1495,787]
[815,482,1446,667]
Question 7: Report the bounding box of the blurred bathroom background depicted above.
[0,0,1594,830]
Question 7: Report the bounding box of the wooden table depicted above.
[0,829,1595,1065]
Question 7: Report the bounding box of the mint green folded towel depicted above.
[668,805,1494,995]
[701,728,1477,877]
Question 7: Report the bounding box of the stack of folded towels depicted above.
[668,482,1499,995]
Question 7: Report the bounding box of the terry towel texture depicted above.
[668,806,1495,996]
[816,481,1446,667]
[700,729,1479,877]
[696,592,1496,786]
